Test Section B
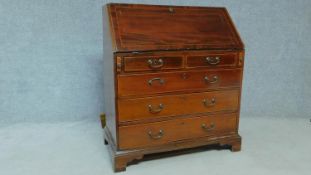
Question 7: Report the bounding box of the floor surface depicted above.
[1,117,310,175]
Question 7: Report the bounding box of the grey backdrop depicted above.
[0,0,310,124]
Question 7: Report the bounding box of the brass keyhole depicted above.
[169,7,174,13]
[182,73,188,79]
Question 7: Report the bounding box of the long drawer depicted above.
[117,69,241,96]
[118,113,237,150]
[118,89,239,123]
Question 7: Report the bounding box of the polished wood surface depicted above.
[118,89,239,122]
[118,69,242,96]
[102,6,117,142]
[118,50,242,73]
[118,113,237,150]
[187,51,238,68]
[104,127,241,172]
[107,3,244,52]
[124,56,183,72]
[102,3,245,172]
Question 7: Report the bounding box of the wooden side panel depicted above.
[103,6,117,143]
[119,113,237,150]
[235,50,245,133]
[118,89,239,122]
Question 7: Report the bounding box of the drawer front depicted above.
[118,69,241,96]
[118,113,237,150]
[124,56,183,72]
[187,52,238,68]
[118,90,239,122]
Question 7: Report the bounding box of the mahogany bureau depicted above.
[101,3,245,172]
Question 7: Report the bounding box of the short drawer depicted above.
[118,113,237,150]
[118,90,239,122]
[123,56,183,72]
[187,52,238,68]
[117,69,242,96]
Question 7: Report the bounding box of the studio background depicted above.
[1,1,311,175]
[1,0,311,124]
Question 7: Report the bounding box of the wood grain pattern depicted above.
[104,126,241,172]
[187,51,238,68]
[124,56,183,72]
[118,69,242,97]
[118,89,239,122]
[118,113,237,150]
[107,3,244,52]
[102,6,117,142]
[117,50,242,74]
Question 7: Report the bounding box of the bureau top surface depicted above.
[106,3,244,52]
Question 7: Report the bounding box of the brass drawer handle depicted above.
[148,104,164,114]
[147,58,164,69]
[204,75,218,84]
[206,57,220,65]
[203,98,216,107]
[201,123,215,132]
[148,78,165,86]
[148,129,164,139]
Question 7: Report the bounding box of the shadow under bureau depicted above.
[101,3,245,172]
